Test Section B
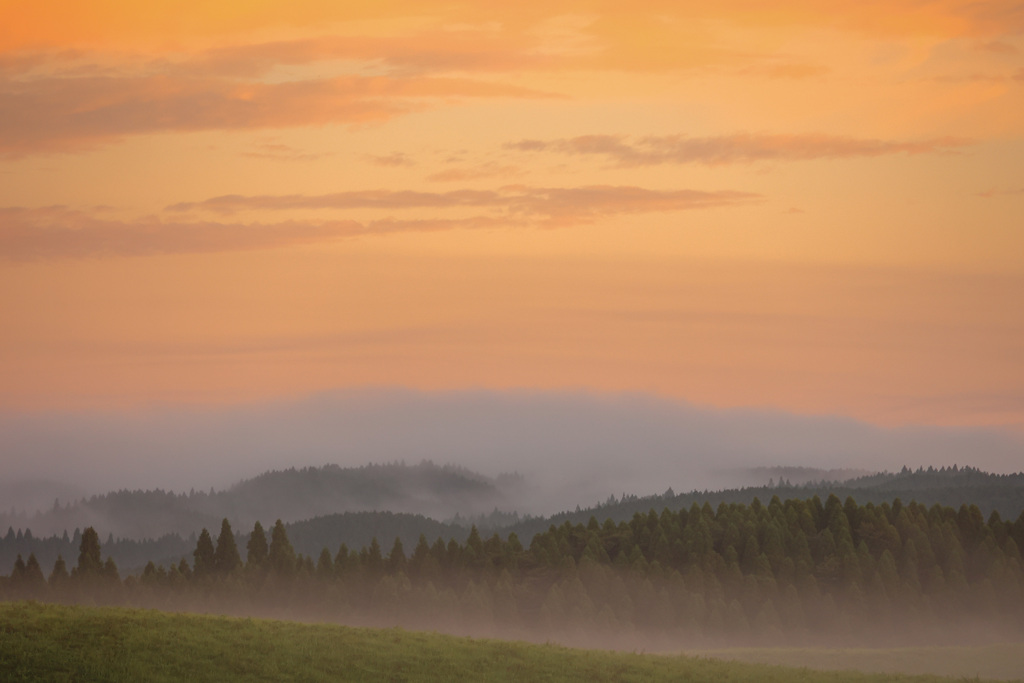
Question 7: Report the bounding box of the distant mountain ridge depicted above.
[0,461,519,540]
[498,464,1024,540]
[3,462,1022,577]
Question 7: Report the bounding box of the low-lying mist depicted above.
[2,388,1022,516]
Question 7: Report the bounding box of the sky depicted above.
[1,1,1022,496]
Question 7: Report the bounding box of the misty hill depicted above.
[5,463,1022,576]
[6,494,1024,649]
[0,461,518,540]
[738,466,873,487]
[0,511,474,577]
[498,465,1024,540]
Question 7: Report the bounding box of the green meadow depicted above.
[1,601,1019,683]
[690,645,1024,681]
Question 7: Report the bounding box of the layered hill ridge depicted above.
[2,463,1023,577]
[0,461,520,540]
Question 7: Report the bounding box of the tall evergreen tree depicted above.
[214,518,242,575]
[75,527,102,578]
[316,548,334,580]
[11,554,26,581]
[48,555,69,586]
[246,521,268,569]
[363,537,383,577]
[24,553,45,585]
[193,528,215,578]
[387,537,407,574]
[102,557,120,582]
[268,520,296,576]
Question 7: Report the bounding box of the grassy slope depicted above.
[690,646,1024,682]
[0,602,1016,683]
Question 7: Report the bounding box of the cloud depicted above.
[2,388,1022,508]
[4,185,758,259]
[0,73,555,156]
[367,152,415,167]
[426,163,522,182]
[190,31,556,78]
[734,61,829,79]
[168,185,761,226]
[166,189,507,214]
[243,142,325,162]
[507,133,971,166]
[0,206,364,260]
[977,187,1024,198]
[975,41,1018,55]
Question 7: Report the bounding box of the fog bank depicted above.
[1,388,1021,515]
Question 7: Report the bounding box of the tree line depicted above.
[3,494,1023,647]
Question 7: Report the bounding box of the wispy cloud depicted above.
[0,206,365,260]
[427,162,522,182]
[506,133,971,166]
[189,31,556,78]
[168,185,761,226]
[243,142,326,162]
[3,185,759,259]
[367,152,416,167]
[0,73,555,156]
[977,187,1024,198]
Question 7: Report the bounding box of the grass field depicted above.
[1,601,1019,682]
[690,645,1024,681]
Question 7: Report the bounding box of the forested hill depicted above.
[500,465,1024,540]
[4,495,1024,647]
[0,462,517,540]
[0,511,472,577]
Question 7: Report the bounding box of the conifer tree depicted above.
[48,555,69,586]
[214,518,242,575]
[387,537,407,574]
[11,554,26,581]
[333,543,352,575]
[465,525,484,567]
[246,521,268,569]
[103,557,120,582]
[75,527,102,578]
[316,548,334,580]
[363,537,383,577]
[177,557,193,581]
[268,519,296,576]
[193,528,215,578]
[24,553,45,585]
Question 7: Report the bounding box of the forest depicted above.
[4,462,1023,577]
[3,493,1022,648]
[0,461,518,539]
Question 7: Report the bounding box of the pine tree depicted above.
[193,528,215,579]
[75,527,103,578]
[246,521,268,569]
[316,548,334,580]
[213,519,242,575]
[49,555,69,586]
[24,553,45,585]
[11,554,26,581]
[363,537,383,577]
[268,519,296,576]
[387,537,407,574]
[103,557,120,582]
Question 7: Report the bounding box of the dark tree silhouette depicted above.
[48,555,69,586]
[75,527,102,578]
[193,529,215,578]
[268,520,296,576]
[246,521,268,569]
[214,519,242,575]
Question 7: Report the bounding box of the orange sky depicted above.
[1,0,1022,429]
